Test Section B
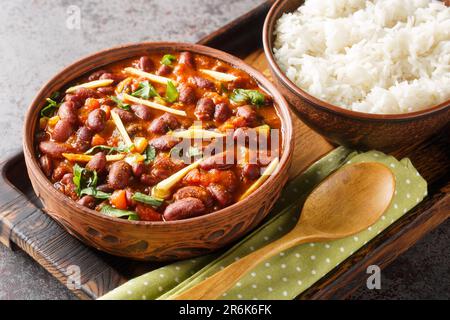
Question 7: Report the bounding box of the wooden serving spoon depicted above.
[172,162,395,300]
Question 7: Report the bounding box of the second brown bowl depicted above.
[263,0,450,152]
[23,42,293,261]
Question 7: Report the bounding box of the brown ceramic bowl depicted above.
[263,0,450,152]
[23,42,293,261]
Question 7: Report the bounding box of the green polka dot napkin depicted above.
[99,147,427,300]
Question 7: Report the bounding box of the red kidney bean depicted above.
[101,98,116,107]
[99,72,124,83]
[74,126,93,152]
[61,173,73,185]
[150,156,184,180]
[149,135,178,152]
[61,173,77,199]
[96,86,115,95]
[241,163,260,180]
[207,183,233,207]
[199,152,234,171]
[214,102,231,122]
[208,169,238,192]
[39,141,72,159]
[52,162,72,181]
[163,197,206,221]
[96,184,114,193]
[157,64,171,76]
[126,123,144,136]
[64,94,83,108]
[86,152,106,173]
[57,101,78,124]
[75,87,98,100]
[179,52,195,69]
[125,189,137,207]
[183,168,202,185]
[107,161,132,189]
[140,173,157,186]
[86,109,106,133]
[233,127,258,147]
[131,104,152,121]
[52,119,74,142]
[39,155,53,177]
[178,84,196,104]
[131,162,144,177]
[88,70,108,81]
[212,63,228,72]
[191,76,215,90]
[148,113,180,134]
[173,186,213,207]
[194,97,215,121]
[136,204,163,221]
[227,76,255,91]
[138,56,154,72]
[236,105,258,127]
[112,107,136,123]
[77,195,96,209]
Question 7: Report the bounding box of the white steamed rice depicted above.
[273,0,450,114]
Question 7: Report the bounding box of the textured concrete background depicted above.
[0,0,448,300]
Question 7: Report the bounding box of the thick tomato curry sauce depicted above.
[36,51,282,221]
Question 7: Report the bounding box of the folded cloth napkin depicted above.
[100,147,427,300]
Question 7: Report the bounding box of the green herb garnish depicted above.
[40,92,61,117]
[72,164,98,196]
[100,205,138,220]
[144,145,156,164]
[110,96,131,110]
[219,83,229,95]
[131,192,164,207]
[165,80,179,103]
[230,89,265,107]
[131,81,159,100]
[80,187,111,199]
[84,144,132,155]
[161,54,177,66]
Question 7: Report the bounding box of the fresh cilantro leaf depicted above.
[110,96,131,110]
[84,144,131,155]
[161,54,176,66]
[72,164,98,196]
[131,81,159,100]
[127,214,140,221]
[144,145,156,164]
[101,205,137,219]
[219,83,229,95]
[165,80,179,103]
[230,89,265,107]
[40,92,61,117]
[80,187,111,199]
[72,164,84,195]
[132,192,164,207]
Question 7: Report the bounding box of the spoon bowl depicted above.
[298,162,396,237]
[172,162,395,300]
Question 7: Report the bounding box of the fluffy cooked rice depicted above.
[273,0,450,114]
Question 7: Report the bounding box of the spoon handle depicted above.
[171,229,324,300]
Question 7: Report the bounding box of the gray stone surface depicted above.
[0,0,448,300]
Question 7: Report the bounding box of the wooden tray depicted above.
[0,1,449,300]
